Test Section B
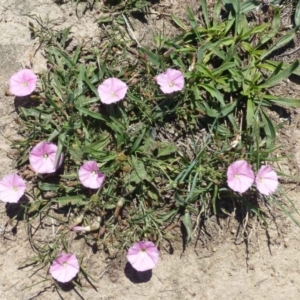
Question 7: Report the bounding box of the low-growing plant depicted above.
[4,0,300,286]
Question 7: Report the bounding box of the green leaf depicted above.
[213,0,223,26]
[187,7,198,28]
[52,196,87,206]
[156,142,177,157]
[260,27,298,60]
[221,100,237,117]
[246,99,255,127]
[261,109,276,148]
[199,84,225,105]
[129,156,147,183]
[182,210,193,245]
[263,95,300,107]
[171,13,188,31]
[259,6,280,46]
[38,183,60,191]
[263,60,300,76]
[259,60,299,89]
[28,200,48,214]
[83,76,98,97]
[139,48,161,67]
[295,0,300,26]
[130,128,147,154]
[240,0,260,13]
[201,0,210,28]
[76,106,108,121]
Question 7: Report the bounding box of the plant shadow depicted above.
[124,262,152,283]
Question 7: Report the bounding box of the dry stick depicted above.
[122,13,141,48]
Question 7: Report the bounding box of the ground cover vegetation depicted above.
[2,0,300,287]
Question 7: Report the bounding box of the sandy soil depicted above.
[1,0,300,299]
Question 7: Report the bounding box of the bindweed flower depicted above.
[227,160,255,193]
[97,77,128,104]
[29,141,63,174]
[78,161,105,189]
[9,69,37,97]
[49,253,79,283]
[156,68,184,94]
[255,165,278,196]
[0,174,26,203]
[127,241,159,272]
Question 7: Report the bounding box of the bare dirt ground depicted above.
[1,0,300,299]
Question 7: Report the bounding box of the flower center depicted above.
[62,262,67,268]
[169,81,174,87]
[22,82,28,87]
[234,173,239,178]
[12,186,18,192]
[141,248,146,252]
[91,170,96,176]
[43,153,48,159]
[111,92,117,98]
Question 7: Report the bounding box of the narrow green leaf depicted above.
[171,13,188,31]
[246,99,255,127]
[199,84,225,105]
[240,0,260,13]
[295,0,300,26]
[139,48,161,67]
[182,210,193,245]
[213,0,222,26]
[130,128,147,154]
[264,60,300,76]
[259,7,280,45]
[52,196,87,206]
[45,94,60,110]
[263,95,300,107]
[259,60,299,89]
[76,106,108,121]
[260,27,298,60]
[38,182,60,191]
[221,100,237,117]
[187,7,197,28]
[72,45,81,64]
[83,76,98,97]
[261,109,276,148]
[201,0,210,28]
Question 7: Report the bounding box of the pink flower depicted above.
[29,141,63,174]
[227,160,255,193]
[255,165,278,196]
[156,68,184,94]
[0,174,26,203]
[9,69,37,97]
[78,161,105,189]
[49,253,79,283]
[127,241,159,272]
[97,77,128,104]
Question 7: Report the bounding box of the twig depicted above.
[122,13,141,48]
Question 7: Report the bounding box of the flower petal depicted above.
[255,165,278,195]
[9,69,37,97]
[97,78,128,104]
[127,241,159,272]
[227,160,255,193]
